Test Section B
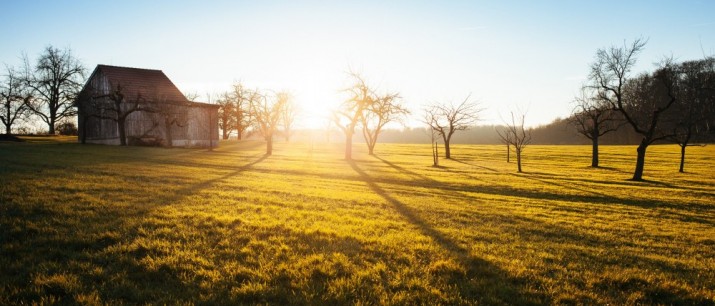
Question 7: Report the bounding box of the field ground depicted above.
[1,137,714,305]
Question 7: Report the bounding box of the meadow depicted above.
[0,137,713,305]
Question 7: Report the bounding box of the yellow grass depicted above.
[0,138,713,304]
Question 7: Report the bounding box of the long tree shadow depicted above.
[372,155,437,182]
[348,160,550,304]
[450,157,499,172]
[368,155,713,215]
[153,153,269,206]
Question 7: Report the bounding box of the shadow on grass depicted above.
[348,160,551,304]
[591,165,629,174]
[449,157,499,172]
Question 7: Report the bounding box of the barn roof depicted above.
[87,65,188,102]
[85,65,218,108]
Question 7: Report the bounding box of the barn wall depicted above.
[80,72,121,144]
[171,105,219,147]
[79,68,219,148]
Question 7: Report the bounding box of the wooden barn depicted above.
[76,65,219,147]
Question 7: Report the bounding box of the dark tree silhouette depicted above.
[423,95,482,159]
[333,73,374,160]
[591,39,679,181]
[79,83,150,146]
[23,46,85,134]
[497,111,531,173]
[250,90,287,155]
[361,91,407,155]
[155,98,189,148]
[0,67,31,134]
[496,126,512,163]
[216,92,236,140]
[570,87,623,167]
[665,57,715,172]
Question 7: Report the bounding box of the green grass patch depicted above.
[1,139,714,304]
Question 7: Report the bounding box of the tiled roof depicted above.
[94,65,188,102]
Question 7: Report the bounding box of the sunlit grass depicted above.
[1,138,713,304]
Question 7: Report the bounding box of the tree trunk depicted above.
[345,131,353,160]
[632,141,648,181]
[679,144,686,173]
[48,118,55,135]
[118,118,127,146]
[444,141,451,159]
[5,123,10,135]
[222,129,229,140]
[516,149,522,173]
[434,142,439,166]
[430,141,439,166]
[368,141,375,155]
[506,144,510,163]
[591,135,599,168]
[266,136,273,155]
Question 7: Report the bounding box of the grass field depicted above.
[1,137,714,305]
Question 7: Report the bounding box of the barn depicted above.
[76,65,219,147]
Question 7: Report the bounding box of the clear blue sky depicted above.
[2,0,713,127]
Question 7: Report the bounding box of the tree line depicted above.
[1,46,84,135]
[2,42,713,180]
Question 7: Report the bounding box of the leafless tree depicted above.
[591,38,680,181]
[280,92,299,142]
[423,95,482,159]
[498,111,531,173]
[154,98,189,148]
[423,117,440,166]
[333,72,374,160]
[216,91,236,140]
[231,82,255,140]
[665,57,715,172]
[570,87,623,167]
[496,126,512,163]
[0,66,31,134]
[78,83,152,146]
[183,91,200,102]
[22,46,85,134]
[361,91,407,155]
[250,90,286,155]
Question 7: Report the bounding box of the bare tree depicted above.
[333,72,374,160]
[154,99,189,148]
[280,92,298,142]
[590,39,680,181]
[424,120,440,166]
[231,82,255,140]
[498,111,531,173]
[423,95,482,159]
[570,87,623,167]
[361,91,407,155]
[0,67,31,134]
[250,90,286,155]
[23,46,85,134]
[496,126,512,163]
[216,91,236,140]
[78,83,150,146]
[665,57,715,172]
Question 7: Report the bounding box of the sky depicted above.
[1,0,713,128]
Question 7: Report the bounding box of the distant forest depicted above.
[287,119,683,145]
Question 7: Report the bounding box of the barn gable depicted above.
[77,65,219,147]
